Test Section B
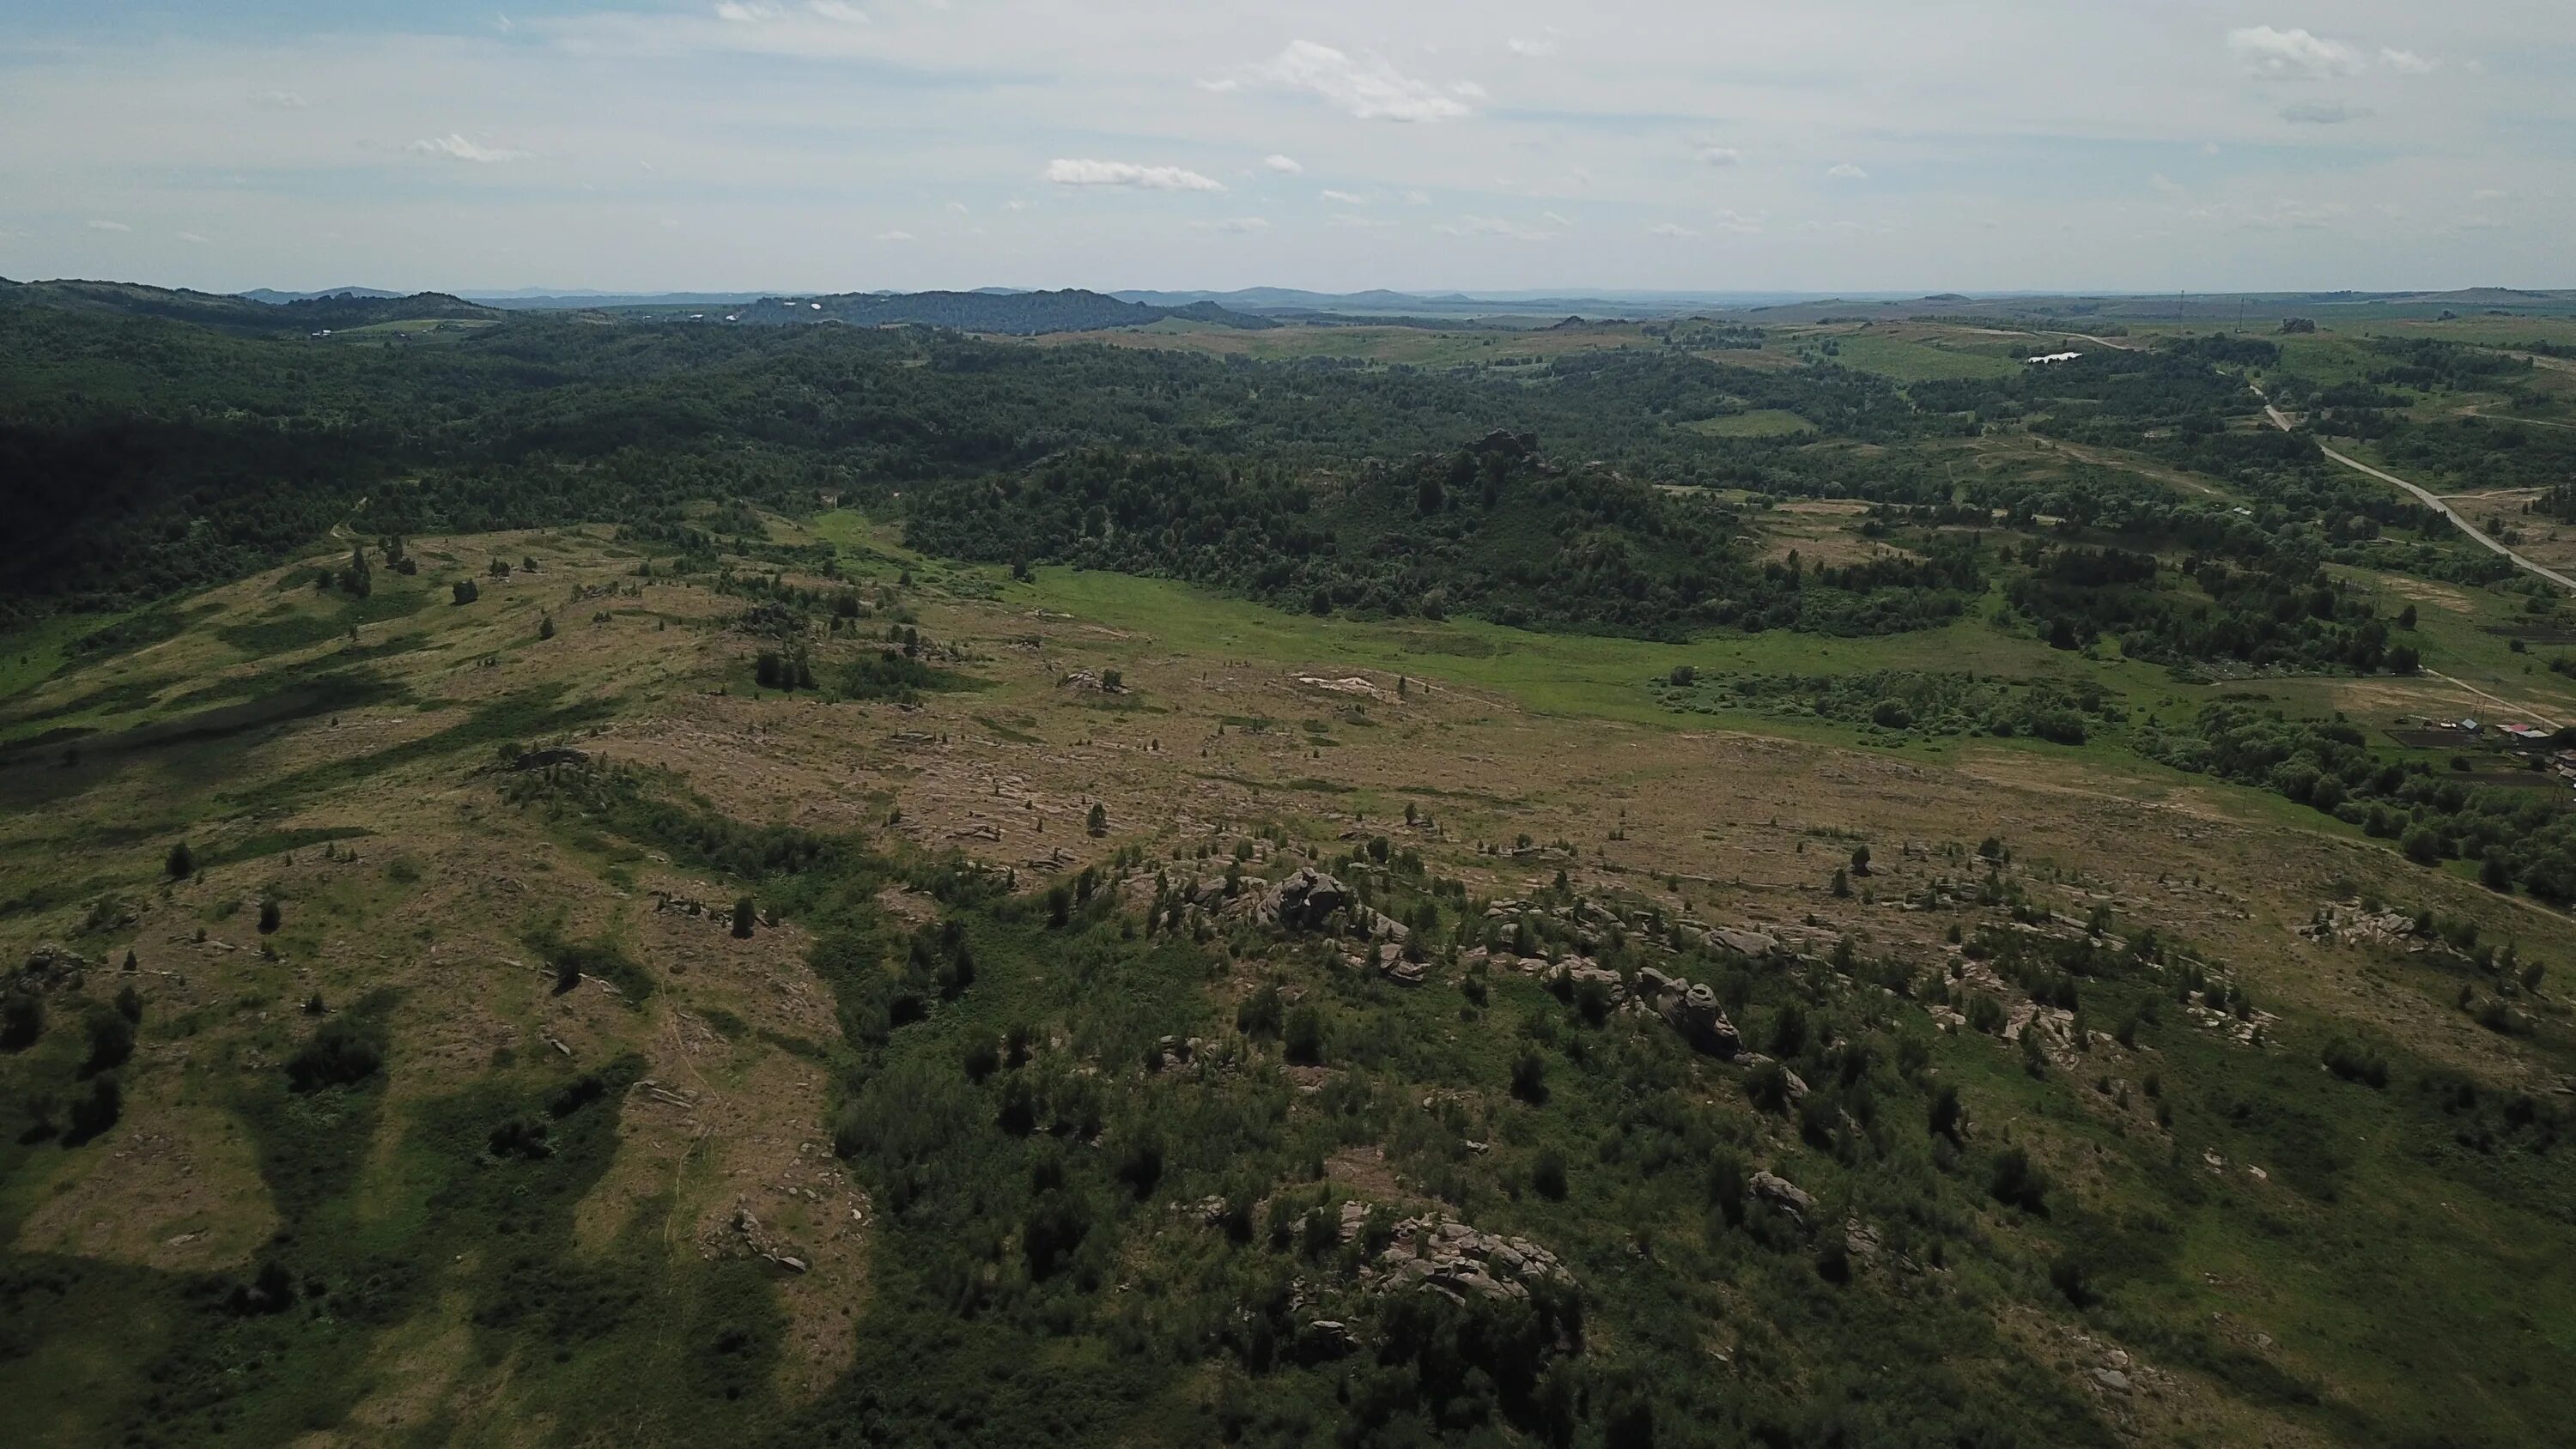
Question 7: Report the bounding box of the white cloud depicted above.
[1698,144,1742,167]
[1436,215,1560,242]
[247,89,310,109]
[2379,47,2435,74]
[1541,209,1571,227]
[1191,216,1270,233]
[1710,209,1763,234]
[1648,222,1698,238]
[1321,189,1365,205]
[1217,41,1474,122]
[872,229,914,240]
[86,219,131,232]
[2451,214,2507,232]
[1506,29,1559,58]
[1403,191,1431,205]
[2471,188,2507,202]
[1043,158,1224,191]
[2280,100,2370,124]
[409,133,532,163]
[946,201,969,213]
[1004,199,1031,212]
[1328,214,1396,229]
[1261,154,1303,174]
[176,230,210,244]
[2227,26,2362,82]
[2150,173,2184,196]
[714,2,783,20]
[1827,163,1868,179]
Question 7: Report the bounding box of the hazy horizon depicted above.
[3,2,2568,295]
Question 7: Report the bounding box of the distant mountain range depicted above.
[705,288,1278,334]
[10,276,2573,339]
[0,279,501,334]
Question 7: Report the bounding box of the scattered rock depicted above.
[1750,1171,1814,1222]
[1710,927,1779,957]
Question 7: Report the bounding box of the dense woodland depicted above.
[0,289,2522,676]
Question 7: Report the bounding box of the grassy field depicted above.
[1814,329,2028,383]
[3,506,2573,1448]
[1684,408,1816,437]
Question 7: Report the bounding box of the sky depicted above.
[2,1,2569,295]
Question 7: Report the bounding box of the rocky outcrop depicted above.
[1750,1171,1814,1223]
[15,943,88,993]
[1633,967,1741,1057]
[1243,868,1411,943]
[1358,1211,1577,1306]
[1709,927,1779,957]
[1266,867,1351,931]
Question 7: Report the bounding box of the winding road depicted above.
[2259,398,2576,593]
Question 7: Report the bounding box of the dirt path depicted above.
[2030,435,2225,496]
[2260,397,2576,594]
[2424,669,2561,729]
[2462,404,2576,433]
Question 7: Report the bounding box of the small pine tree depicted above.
[538,613,557,641]
[1850,844,1872,876]
[1829,866,1850,898]
[165,841,194,880]
[452,579,479,605]
[113,984,143,1023]
[732,896,756,938]
[1087,803,1108,837]
[258,899,282,935]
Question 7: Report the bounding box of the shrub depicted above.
[1532,1148,1569,1201]
[285,1016,384,1093]
[258,899,282,935]
[1237,984,1285,1039]
[1744,1060,1792,1114]
[1115,1130,1164,1199]
[1510,1050,1549,1104]
[165,841,193,879]
[0,991,42,1051]
[732,896,756,938]
[2050,1255,2096,1309]
[2322,1038,2390,1088]
[82,1011,135,1076]
[489,1117,554,1160]
[1988,1146,2050,1214]
[64,1076,121,1144]
[1285,1005,1326,1065]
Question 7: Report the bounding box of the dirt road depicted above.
[2261,401,2576,593]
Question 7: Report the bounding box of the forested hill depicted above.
[0,302,1912,622]
[904,436,1984,638]
[727,288,1277,334]
[0,278,498,335]
[0,294,2500,673]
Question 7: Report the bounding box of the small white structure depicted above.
[2024,350,2082,365]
